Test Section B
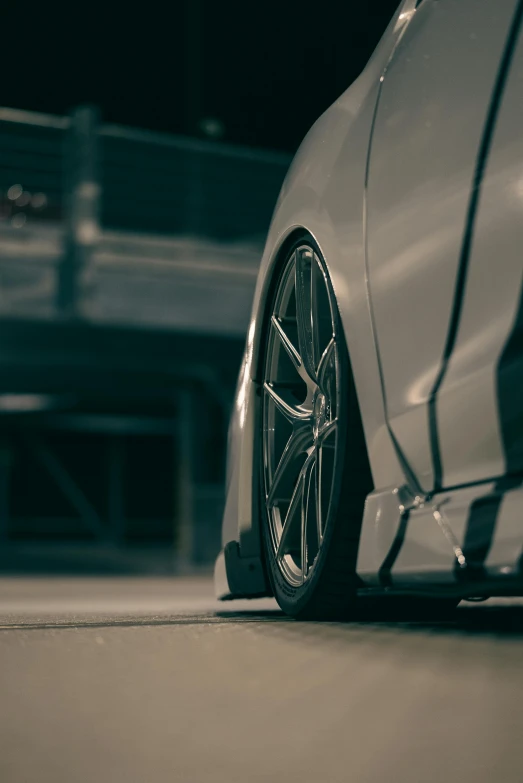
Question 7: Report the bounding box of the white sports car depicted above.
[215,0,523,618]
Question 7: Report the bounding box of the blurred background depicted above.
[0,0,398,575]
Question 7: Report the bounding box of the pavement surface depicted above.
[1,576,523,783]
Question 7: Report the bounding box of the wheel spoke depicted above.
[277,451,315,563]
[295,248,317,383]
[315,446,323,544]
[317,337,335,390]
[267,427,312,507]
[318,418,337,444]
[270,315,300,369]
[263,382,309,422]
[310,255,321,371]
[276,471,304,560]
[271,315,312,387]
[301,454,316,582]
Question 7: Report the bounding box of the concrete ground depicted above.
[0,576,522,783]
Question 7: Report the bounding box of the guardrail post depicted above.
[57,104,101,318]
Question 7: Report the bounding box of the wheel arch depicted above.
[250,224,374,526]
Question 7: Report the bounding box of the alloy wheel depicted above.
[262,244,340,587]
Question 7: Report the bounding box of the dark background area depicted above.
[0,0,400,571]
[4,0,399,151]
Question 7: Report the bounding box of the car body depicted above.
[215,0,523,610]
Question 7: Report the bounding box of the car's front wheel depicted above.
[260,235,373,619]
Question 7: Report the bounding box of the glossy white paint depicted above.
[437,21,523,487]
[389,481,523,584]
[366,0,518,493]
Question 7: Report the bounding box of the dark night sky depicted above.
[4,1,399,152]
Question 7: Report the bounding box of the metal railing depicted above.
[0,104,290,242]
[0,105,291,333]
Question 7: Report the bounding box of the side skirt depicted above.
[357,478,523,592]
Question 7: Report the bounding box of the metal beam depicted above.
[108,435,125,543]
[22,432,106,540]
[25,413,178,436]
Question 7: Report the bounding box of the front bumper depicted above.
[214,541,271,600]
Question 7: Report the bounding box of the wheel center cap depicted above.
[312,391,327,440]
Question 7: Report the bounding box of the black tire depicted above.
[260,235,373,619]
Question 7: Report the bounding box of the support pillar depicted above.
[57,104,101,318]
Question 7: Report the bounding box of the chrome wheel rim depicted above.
[262,244,340,587]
